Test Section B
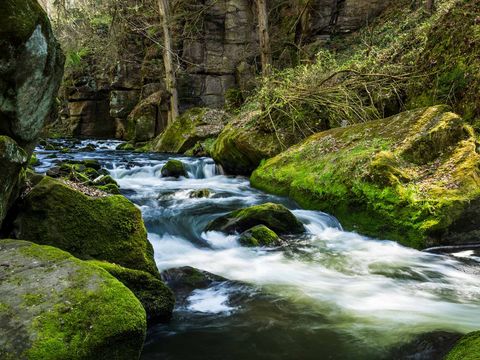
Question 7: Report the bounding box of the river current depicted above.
[35,139,480,360]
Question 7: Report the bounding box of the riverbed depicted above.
[35,139,480,360]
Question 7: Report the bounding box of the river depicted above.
[35,139,480,360]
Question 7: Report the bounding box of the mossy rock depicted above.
[116,142,135,151]
[205,202,304,235]
[251,106,480,248]
[161,160,188,178]
[88,261,174,325]
[10,176,159,277]
[445,331,480,360]
[211,110,283,175]
[152,108,227,154]
[0,239,146,360]
[239,225,281,247]
[189,189,211,198]
[0,136,28,227]
[126,91,165,143]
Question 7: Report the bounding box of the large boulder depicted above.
[205,202,304,235]
[238,225,281,247]
[251,106,480,248]
[161,160,188,178]
[126,91,168,143]
[152,108,228,154]
[10,176,159,277]
[211,110,283,175]
[89,261,175,325]
[0,240,146,360]
[0,0,64,228]
[0,0,64,150]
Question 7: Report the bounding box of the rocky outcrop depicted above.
[0,0,64,227]
[10,176,159,277]
[251,106,480,248]
[205,202,304,235]
[153,108,228,154]
[211,110,284,175]
[0,239,146,360]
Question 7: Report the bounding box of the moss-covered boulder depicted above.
[161,160,188,178]
[89,261,175,325]
[445,331,480,360]
[116,142,135,151]
[239,225,281,247]
[0,240,146,360]
[126,91,168,143]
[251,106,480,248]
[211,110,284,175]
[0,0,64,151]
[152,108,227,154]
[0,136,28,226]
[205,202,304,235]
[10,176,159,277]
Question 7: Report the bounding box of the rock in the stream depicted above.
[0,239,146,360]
[205,202,304,235]
[89,261,175,325]
[161,159,188,178]
[161,266,226,300]
[239,225,281,247]
[189,189,211,198]
[10,176,159,277]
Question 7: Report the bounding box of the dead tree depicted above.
[255,0,272,76]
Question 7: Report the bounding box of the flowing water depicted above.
[35,140,480,360]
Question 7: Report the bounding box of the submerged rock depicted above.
[152,108,228,154]
[89,261,175,325]
[239,225,281,247]
[205,202,304,235]
[0,240,146,360]
[10,176,159,277]
[251,106,480,248]
[189,188,211,198]
[161,159,188,178]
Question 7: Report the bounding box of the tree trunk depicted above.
[256,0,272,76]
[157,0,179,124]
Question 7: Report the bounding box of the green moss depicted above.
[239,225,281,247]
[251,107,480,248]
[206,202,304,235]
[13,177,159,277]
[116,142,135,151]
[161,160,188,178]
[0,240,146,360]
[446,331,480,360]
[88,261,174,324]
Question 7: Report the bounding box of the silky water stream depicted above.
[35,140,480,360]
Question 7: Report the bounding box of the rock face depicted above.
[0,0,64,228]
[251,106,480,248]
[10,176,159,277]
[205,202,304,235]
[0,239,146,360]
[0,0,64,150]
[153,108,228,154]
